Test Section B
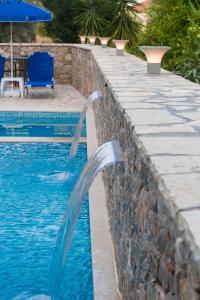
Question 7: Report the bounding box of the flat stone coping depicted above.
[72,44,200,267]
[87,107,121,300]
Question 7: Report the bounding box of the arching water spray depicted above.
[69,90,103,158]
[49,140,124,299]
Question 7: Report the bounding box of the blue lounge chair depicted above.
[0,54,5,81]
[25,52,55,95]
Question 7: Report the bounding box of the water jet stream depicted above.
[49,140,124,299]
[69,90,103,158]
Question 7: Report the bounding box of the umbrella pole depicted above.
[10,22,13,91]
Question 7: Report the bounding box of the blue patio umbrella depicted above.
[0,0,52,78]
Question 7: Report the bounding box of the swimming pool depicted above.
[0,114,93,299]
[0,112,86,137]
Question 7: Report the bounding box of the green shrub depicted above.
[132,0,200,83]
[175,2,200,83]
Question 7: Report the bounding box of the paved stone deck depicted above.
[0,84,85,112]
[86,45,200,210]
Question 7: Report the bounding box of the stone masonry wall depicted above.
[0,43,71,84]
[71,45,200,300]
[71,46,93,96]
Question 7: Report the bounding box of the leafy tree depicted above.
[142,0,190,47]
[41,0,81,43]
[75,0,115,36]
[75,0,142,47]
[109,0,142,46]
[75,0,106,36]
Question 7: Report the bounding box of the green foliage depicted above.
[41,0,81,43]
[74,0,142,46]
[74,0,108,36]
[109,0,142,46]
[175,2,200,83]
[175,59,200,83]
[136,0,200,83]
[141,0,190,47]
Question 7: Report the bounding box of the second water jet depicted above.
[69,90,103,158]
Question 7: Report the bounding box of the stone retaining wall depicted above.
[71,45,200,300]
[0,43,71,84]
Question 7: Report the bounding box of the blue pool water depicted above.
[0,112,86,137]
[0,143,93,299]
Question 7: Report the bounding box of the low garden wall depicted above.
[0,43,71,84]
[71,45,200,300]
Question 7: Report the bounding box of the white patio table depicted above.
[0,77,24,98]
